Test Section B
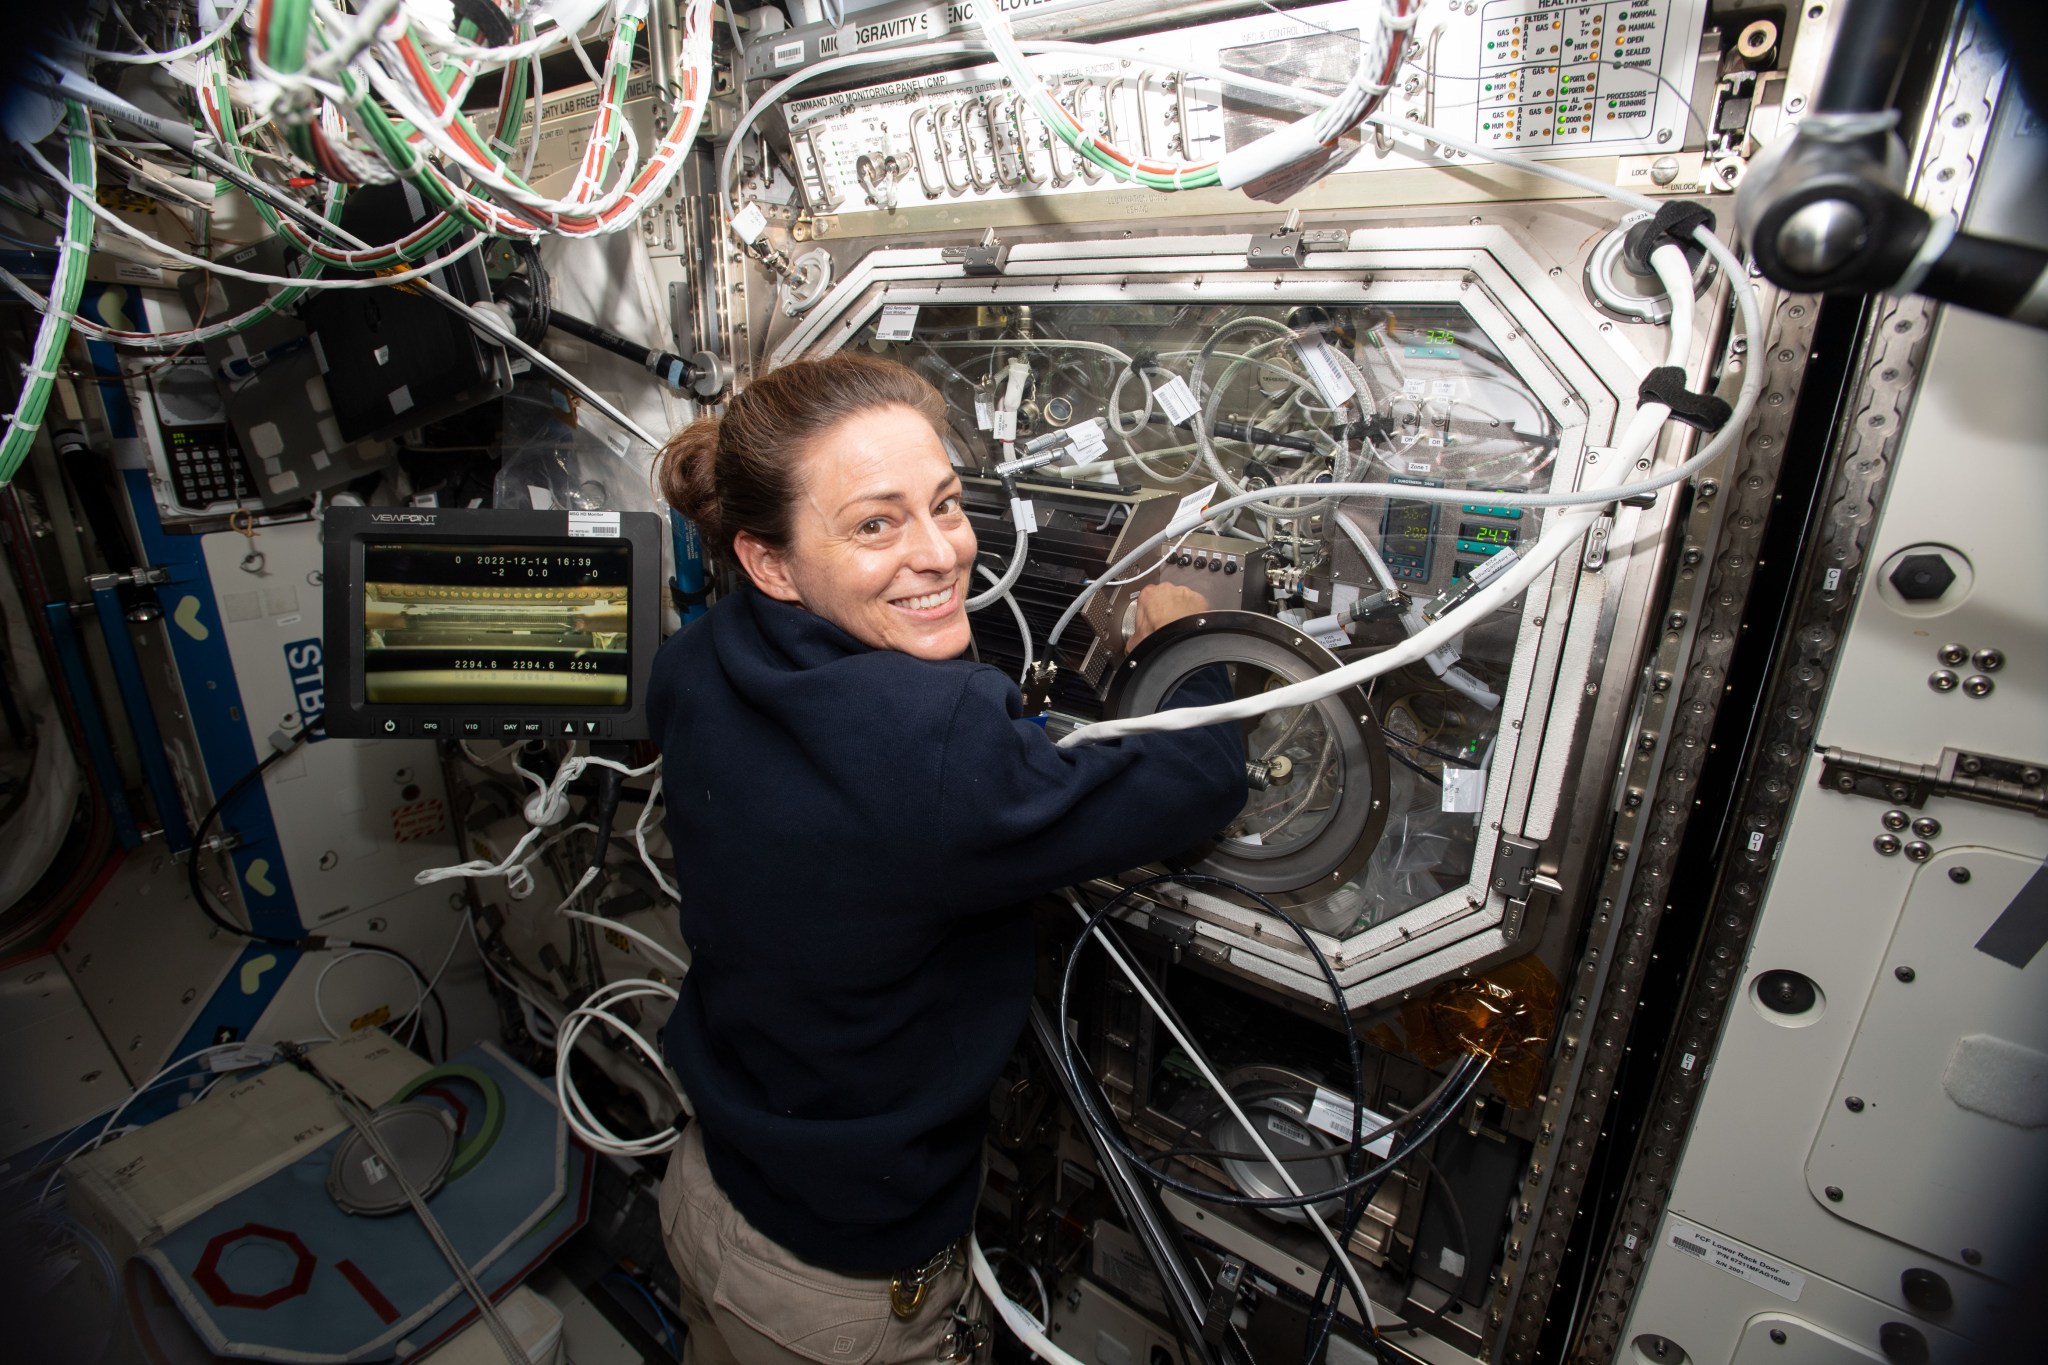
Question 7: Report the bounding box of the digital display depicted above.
[1457,520,1519,546]
[1379,484,1439,582]
[360,542,631,706]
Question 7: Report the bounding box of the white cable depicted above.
[977,563,1035,685]
[20,138,488,291]
[1061,892,1382,1337]
[562,908,690,977]
[971,1237,1088,1365]
[556,977,685,1156]
[1057,238,1761,748]
[635,773,681,900]
[313,949,423,1041]
[68,0,253,64]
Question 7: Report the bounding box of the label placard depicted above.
[729,201,768,243]
[567,510,621,539]
[772,39,805,69]
[1304,1089,1397,1157]
[1173,481,1220,526]
[992,408,1018,442]
[1293,338,1356,407]
[1665,1219,1806,1301]
[1153,374,1201,424]
[874,303,920,341]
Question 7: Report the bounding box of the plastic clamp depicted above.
[1638,366,1733,433]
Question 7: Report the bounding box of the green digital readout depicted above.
[1457,520,1519,546]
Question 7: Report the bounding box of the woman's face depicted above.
[738,403,978,660]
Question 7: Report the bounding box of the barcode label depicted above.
[1154,375,1200,424]
[874,303,919,341]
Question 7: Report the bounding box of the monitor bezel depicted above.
[322,505,664,740]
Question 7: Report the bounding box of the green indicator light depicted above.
[1487,41,1495,48]
[1482,122,1490,129]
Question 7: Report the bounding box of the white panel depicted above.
[0,953,133,1157]
[1804,846,2046,1276]
[199,521,464,924]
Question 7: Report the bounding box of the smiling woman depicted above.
[644,353,1246,1364]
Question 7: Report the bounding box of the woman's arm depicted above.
[928,662,1247,911]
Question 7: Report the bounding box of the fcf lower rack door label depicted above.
[1665,1218,1806,1301]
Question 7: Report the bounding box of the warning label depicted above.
[1665,1218,1805,1301]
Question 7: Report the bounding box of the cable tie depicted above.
[1622,199,1716,276]
[1637,365,1732,433]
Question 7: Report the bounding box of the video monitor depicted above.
[323,506,664,740]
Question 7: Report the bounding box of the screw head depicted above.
[1961,1247,1982,1266]
[1936,643,1969,666]
[1845,1096,1865,1112]
[1770,1328,1788,1345]
[1904,841,1933,863]
[1825,1185,1844,1201]
[1882,809,1910,831]
[1895,965,1916,982]
[1929,670,1959,693]
[1962,675,1994,698]
[1874,834,1902,856]
[1971,648,2003,672]
[1912,817,1941,839]
[1948,866,1970,883]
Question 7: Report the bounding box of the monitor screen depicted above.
[323,506,663,739]
[360,542,633,706]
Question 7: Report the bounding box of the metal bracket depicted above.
[1491,834,1562,942]
[943,228,1011,276]
[1818,745,2046,816]
[1246,230,1308,269]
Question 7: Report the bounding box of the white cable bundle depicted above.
[556,977,687,1156]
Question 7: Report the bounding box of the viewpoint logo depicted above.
[368,511,436,524]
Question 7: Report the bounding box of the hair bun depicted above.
[657,414,722,544]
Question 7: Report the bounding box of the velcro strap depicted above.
[1638,365,1733,433]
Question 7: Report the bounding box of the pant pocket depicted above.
[710,1239,895,1365]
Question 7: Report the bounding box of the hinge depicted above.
[1818,745,2046,816]
[1491,834,1562,942]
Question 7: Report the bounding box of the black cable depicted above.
[185,717,447,1055]
[1401,1152,1474,1337]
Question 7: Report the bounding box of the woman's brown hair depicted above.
[657,353,947,561]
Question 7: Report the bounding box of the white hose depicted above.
[978,563,1035,683]
[1055,233,1760,748]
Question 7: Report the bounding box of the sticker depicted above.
[568,510,621,539]
[1265,1114,1311,1146]
[1292,338,1356,407]
[992,408,1018,442]
[1747,830,1766,852]
[1304,1089,1396,1157]
[1173,481,1219,525]
[1064,417,1108,461]
[1153,374,1200,424]
[1441,767,1486,813]
[1439,1248,1467,1278]
[729,201,768,243]
[362,1156,388,1185]
[1010,498,1038,533]
[392,798,448,844]
[1403,377,1427,400]
[974,396,993,430]
[281,637,329,743]
[1408,460,1433,473]
[1665,1219,1806,1301]
[874,303,920,341]
[1231,831,1265,846]
[772,39,804,69]
[1680,1052,1696,1071]
[1430,379,1458,399]
[1312,627,1350,649]
[1822,567,1842,592]
[528,485,555,510]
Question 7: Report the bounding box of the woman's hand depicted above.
[1126,583,1209,652]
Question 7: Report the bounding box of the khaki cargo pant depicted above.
[657,1122,978,1365]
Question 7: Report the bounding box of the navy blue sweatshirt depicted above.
[649,585,1245,1272]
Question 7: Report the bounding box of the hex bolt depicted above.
[1971,648,2003,672]
[1912,817,1940,839]
[1874,834,1901,856]
[1824,1185,1844,1201]
[1895,965,1916,982]
[1928,670,1958,693]
[1962,675,1994,698]
[1881,809,1909,831]
[1949,866,1970,883]
[1844,1096,1865,1112]
[1936,643,1969,666]
[1904,841,1933,863]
